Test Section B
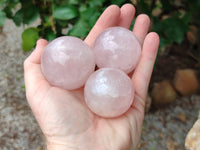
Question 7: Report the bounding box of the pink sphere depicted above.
[41,36,95,90]
[84,68,134,118]
[93,27,141,74]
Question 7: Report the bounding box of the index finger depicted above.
[84,5,120,47]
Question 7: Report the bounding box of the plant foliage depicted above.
[0,0,199,51]
[135,0,200,48]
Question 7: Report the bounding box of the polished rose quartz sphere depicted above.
[84,68,134,118]
[41,36,95,90]
[93,27,141,74]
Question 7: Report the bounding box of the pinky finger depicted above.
[132,32,159,102]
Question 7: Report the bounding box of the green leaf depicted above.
[22,27,39,52]
[111,0,127,6]
[53,5,78,20]
[56,19,69,27]
[44,28,56,41]
[129,19,135,30]
[13,9,23,26]
[159,37,172,48]
[68,0,79,5]
[162,14,189,44]
[89,0,104,7]
[182,12,191,25]
[46,32,56,41]
[22,5,39,25]
[43,15,52,27]
[160,0,173,11]
[79,4,87,12]
[68,19,89,38]
[13,4,39,26]
[137,0,151,16]
[3,6,13,18]
[153,12,190,46]
[81,8,100,28]
[8,0,19,3]
[0,10,6,26]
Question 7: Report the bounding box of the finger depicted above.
[84,5,120,47]
[26,39,48,64]
[24,39,50,100]
[118,4,135,28]
[133,14,150,44]
[132,32,159,102]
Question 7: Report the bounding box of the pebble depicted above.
[185,116,200,150]
[151,80,177,107]
[173,69,199,96]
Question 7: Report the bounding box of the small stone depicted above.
[173,69,199,96]
[159,132,164,139]
[93,27,141,74]
[137,141,147,149]
[41,36,95,90]
[84,68,134,118]
[185,116,200,150]
[37,146,42,150]
[165,140,179,150]
[178,112,187,123]
[151,80,177,107]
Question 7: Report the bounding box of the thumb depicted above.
[26,39,48,64]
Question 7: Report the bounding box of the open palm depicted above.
[24,4,159,150]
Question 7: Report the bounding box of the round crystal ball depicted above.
[93,27,141,74]
[84,68,134,118]
[41,36,95,90]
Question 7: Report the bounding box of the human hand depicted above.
[24,4,159,150]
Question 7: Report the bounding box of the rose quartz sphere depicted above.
[93,27,141,74]
[41,36,95,90]
[84,68,134,118]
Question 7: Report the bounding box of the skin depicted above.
[24,4,159,150]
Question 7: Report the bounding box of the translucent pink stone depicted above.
[84,68,134,118]
[41,36,95,90]
[93,27,141,74]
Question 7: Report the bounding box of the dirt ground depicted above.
[0,19,199,150]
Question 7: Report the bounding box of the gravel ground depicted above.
[139,95,200,150]
[0,19,199,150]
[0,19,44,150]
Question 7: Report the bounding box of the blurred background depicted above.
[0,0,200,149]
